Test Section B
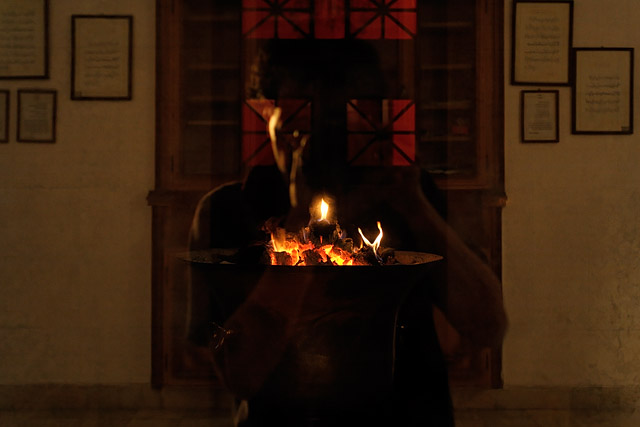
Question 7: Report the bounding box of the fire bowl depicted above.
[182,249,442,413]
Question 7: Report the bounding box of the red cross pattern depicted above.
[242,0,312,39]
[350,0,416,39]
[347,99,416,166]
[242,99,312,167]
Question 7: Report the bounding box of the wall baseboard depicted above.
[452,386,640,411]
[0,384,234,411]
[1,384,639,411]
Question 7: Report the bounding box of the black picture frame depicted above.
[511,0,573,86]
[0,0,49,79]
[71,15,133,100]
[572,47,634,134]
[17,89,56,143]
[521,90,559,142]
[0,90,8,142]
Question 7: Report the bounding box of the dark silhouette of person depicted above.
[187,38,507,426]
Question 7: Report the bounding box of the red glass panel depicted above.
[350,0,416,39]
[242,99,274,167]
[394,0,417,8]
[277,12,310,39]
[392,134,415,165]
[243,99,275,132]
[286,0,311,8]
[277,100,311,133]
[347,99,415,166]
[350,11,381,39]
[386,12,416,39]
[243,12,275,38]
[242,134,273,166]
[244,0,414,39]
[391,100,415,132]
[242,0,270,8]
[347,100,378,131]
[350,0,375,8]
[242,99,311,168]
[243,1,312,39]
[315,0,345,39]
[348,134,394,166]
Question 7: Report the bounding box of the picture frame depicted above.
[0,0,49,79]
[17,89,56,143]
[0,91,8,142]
[572,48,634,134]
[71,15,133,100]
[521,90,559,142]
[511,0,573,86]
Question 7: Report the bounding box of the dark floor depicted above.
[3,385,639,426]
[1,408,639,426]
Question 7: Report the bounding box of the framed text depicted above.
[71,15,133,100]
[17,89,56,142]
[512,0,573,85]
[572,48,634,134]
[521,90,559,142]
[0,0,49,79]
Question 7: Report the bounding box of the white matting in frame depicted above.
[512,0,573,85]
[521,90,559,142]
[0,0,49,79]
[17,89,56,142]
[71,15,132,100]
[572,48,634,134]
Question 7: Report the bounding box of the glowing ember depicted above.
[267,198,393,266]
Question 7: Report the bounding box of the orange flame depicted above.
[268,198,384,266]
[358,221,383,259]
[320,198,329,221]
[269,233,357,266]
[270,232,315,265]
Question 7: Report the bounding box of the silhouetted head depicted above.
[247,39,388,197]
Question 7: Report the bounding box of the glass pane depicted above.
[180,1,241,180]
[416,0,476,177]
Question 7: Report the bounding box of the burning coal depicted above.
[267,198,396,266]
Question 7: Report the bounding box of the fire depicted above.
[268,198,389,266]
[269,233,316,265]
[358,221,383,261]
[320,199,329,221]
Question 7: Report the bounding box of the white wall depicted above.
[502,0,640,386]
[0,1,155,384]
[2,0,639,389]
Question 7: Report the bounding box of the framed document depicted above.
[521,90,559,142]
[71,15,133,100]
[0,91,8,142]
[572,48,634,134]
[511,0,573,85]
[17,89,56,142]
[0,0,49,79]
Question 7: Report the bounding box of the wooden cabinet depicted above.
[150,0,504,387]
[417,2,477,180]
[417,0,503,190]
